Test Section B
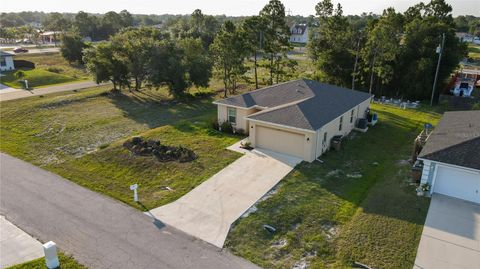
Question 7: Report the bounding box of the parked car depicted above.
[13,47,28,53]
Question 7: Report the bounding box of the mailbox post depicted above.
[130,184,138,202]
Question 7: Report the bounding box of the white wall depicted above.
[0,56,15,71]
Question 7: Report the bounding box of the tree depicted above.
[308,0,355,87]
[74,11,97,39]
[83,42,129,91]
[360,8,403,95]
[60,33,89,63]
[211,21,248,97]
[178,38,213,89]
[260,0,291,85]
[242,16,267,89]
[43,12,71,46]
[395,0,467,100]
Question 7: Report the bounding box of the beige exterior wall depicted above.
[217,104,259,134]
[314,97,372,159]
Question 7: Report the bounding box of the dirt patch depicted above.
[123,136,196,162]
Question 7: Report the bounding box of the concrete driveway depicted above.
[1,216,44,269]
[414,194,480,269]
[150,144,302,248]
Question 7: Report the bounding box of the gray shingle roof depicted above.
[0,51,14,57]
[215,79,372,131]
[419,110,480,170]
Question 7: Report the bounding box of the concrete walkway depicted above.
[0,153,258,269]
[0,216,44,269]
[150,142,302,248]
[414,194,480,269]
[0,81,101,102]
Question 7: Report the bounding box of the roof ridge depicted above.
[246,96,313,118]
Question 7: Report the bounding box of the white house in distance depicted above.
[289,23,308,44]
[0,51,15,72]
[213,79,373,162]
[418,110,480,203]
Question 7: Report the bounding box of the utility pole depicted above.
[430,33,445,106]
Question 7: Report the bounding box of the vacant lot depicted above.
[0,85,241,209]
[1,53,89,89]
[226,104,441,269]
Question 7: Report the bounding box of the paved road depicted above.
[0,81,102,102]
[151,141,301,248]
[0,153,259,269]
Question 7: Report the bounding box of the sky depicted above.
[2,0,479,17]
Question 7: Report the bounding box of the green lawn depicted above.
[1,52,89,89]
[468,44,480,60]
[6,253,86,269]
[225,104,441,269]
[0,85,242,209]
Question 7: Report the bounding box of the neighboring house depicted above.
[418,111,480,204]
[40,31,62,43]
[0,51,15,72]
[289,23,308,44]
[213,79,373,162]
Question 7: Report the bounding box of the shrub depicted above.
[47,67,63,73]
[220,121,233,133]
[472,102,480,110]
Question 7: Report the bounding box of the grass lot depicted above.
[225,104,441,269]
[6,253,86,269]
[468,44,480,60]
[0,85,241,209]
[1,53,89,89]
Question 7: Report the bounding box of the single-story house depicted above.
[0,51,15,72]
[418,110,480,203]
[289,23,308,44]
[213,79,373,162]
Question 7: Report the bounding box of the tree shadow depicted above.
[107,90,216,129]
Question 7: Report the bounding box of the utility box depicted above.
[43,241,60,269]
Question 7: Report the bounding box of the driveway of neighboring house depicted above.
[0,216,44,269]
[414,194,480,269]
[149,142,302,248]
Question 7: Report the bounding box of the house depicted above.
[418,111,480,203]
[289,23,308,44]
[0,51,15,72]
[213,79,373,162]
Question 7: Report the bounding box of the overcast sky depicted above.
[2,0,479,16]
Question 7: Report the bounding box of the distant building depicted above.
[40,31,62,43]
[0,51,15,72]
[456,32,475,43]
[289,23,308,44]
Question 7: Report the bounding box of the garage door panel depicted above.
[256,126,305,158]
[434,166,480,204]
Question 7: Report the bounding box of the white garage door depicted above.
[434,166,480,203]
[256,125,305,159]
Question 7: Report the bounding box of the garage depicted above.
[433,165,480,203]
[256,125,305,158]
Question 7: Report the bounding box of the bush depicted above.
[47,67,63,73]
[220,121,233,133]
[472,102,480,110]
[13,60,35,69]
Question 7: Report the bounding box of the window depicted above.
[323,132,327,144]
[339,116,343,131]
[227,107,236,124]
[0,57,5,67]
[350,109,355,123]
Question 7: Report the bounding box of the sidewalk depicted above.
[0,81,101,102]
[0,216,44,269]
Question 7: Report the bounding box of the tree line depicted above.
[308,0,469,101]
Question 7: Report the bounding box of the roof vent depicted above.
[296,89,303,94]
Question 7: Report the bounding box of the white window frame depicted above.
[227,107,236,124]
